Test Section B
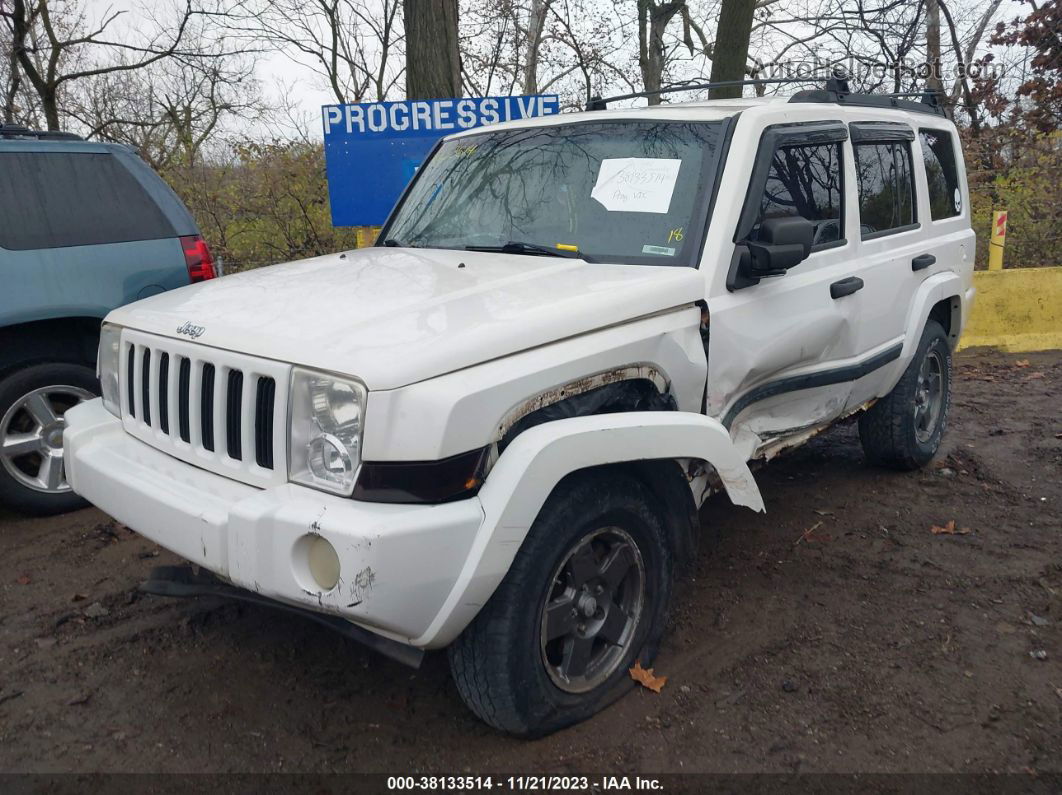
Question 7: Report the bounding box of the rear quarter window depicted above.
[919,129,962,219]
[0,151,175,250]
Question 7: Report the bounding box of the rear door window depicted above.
[854,141,917,239]
[750,142,844,249]
[919,129,962,219]
[0,151,175,250]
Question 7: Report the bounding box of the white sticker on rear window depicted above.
[591,158,681,213]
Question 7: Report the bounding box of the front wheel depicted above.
[0,363,98,516]
[859,319,952,470]
[448,471,673,736]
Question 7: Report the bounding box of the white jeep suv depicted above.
[65,81,974,736]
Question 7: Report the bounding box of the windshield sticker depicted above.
[590,158,682,213]
[642,244,676,256]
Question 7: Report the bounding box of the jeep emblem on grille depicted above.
[176,322,205,339]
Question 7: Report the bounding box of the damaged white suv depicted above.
[65,80,974,736]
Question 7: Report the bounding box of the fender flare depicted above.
[412,411,763,648]
[873,271,965,398]
[901,271,964,360]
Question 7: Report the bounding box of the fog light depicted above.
[307,535,341,591]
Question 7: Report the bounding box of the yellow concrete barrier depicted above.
[958,266,1062,352]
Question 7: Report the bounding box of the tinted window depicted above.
[0,152,175,250]
[920,130,961,219]
[750,143,843,248]
[855,142,916,238]
[384,121,726,267]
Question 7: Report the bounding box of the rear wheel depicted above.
[859,319,952,470]
[448,471,673,736]
[0,363,97,516]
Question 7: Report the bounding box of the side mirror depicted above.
[743,216,814,278]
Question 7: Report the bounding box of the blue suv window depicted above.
[0,151,175,250]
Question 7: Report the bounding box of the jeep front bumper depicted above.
[63,399,485,650]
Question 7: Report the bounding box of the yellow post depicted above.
[354,226,382,249]
[988,209,1007,271]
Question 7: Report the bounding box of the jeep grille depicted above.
[119,329,289,489]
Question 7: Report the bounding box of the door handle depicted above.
[830,276,864,299]
[912,253,936,271]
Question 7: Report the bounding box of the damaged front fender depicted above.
[413,411,762,648]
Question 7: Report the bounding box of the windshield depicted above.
[382,120,727,267]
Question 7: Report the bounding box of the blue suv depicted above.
[0,124,217,515]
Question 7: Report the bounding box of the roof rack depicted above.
[586,78,808,111]
[0,124,84,141]
[585,74,948,118]
[788,75,947,117]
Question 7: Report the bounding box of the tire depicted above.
[859,319,952,470]
[0,362,98,516]
[448,470,673,736]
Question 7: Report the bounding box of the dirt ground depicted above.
[0,349,1059,776]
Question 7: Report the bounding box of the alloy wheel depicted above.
[913,349,945,444]
[0,385,94,494]
[539,527,647,694]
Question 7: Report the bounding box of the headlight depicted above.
[98,323,122,417]
[288,368,366,495]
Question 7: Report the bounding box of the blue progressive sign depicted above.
[322,95,560,227]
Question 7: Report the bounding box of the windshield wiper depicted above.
[465,241,595,262]
[381,238,405,247]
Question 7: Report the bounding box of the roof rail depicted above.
[0,124,84,141]
[585,78,808,111]
[584,73,949,118]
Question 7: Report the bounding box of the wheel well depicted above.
[0,317,101,377]
[551,459,701,574]
[928,296,961,347]
[498,375,675,452]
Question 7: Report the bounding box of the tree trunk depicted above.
[41,87,60,131]
[522,0,550,95]
[638,1,686,105]
[404,0,461,99]
[925,0,944,94]
[4,49,21,124]
[708,0,756,99]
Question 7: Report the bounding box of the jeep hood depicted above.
[108,247,703,390]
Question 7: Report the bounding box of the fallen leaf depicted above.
[629,660,667,693]
[813,509,835,517]
[930,520,971,536]
[16,575,31,585]
[1025,372,1045,381]
[1015,359,1030,368]
[794,521,832,544]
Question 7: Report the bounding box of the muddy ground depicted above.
[0,349,1059,775]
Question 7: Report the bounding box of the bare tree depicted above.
[636,0,697,104]
[229,0,402,104]
[0,0,219,131]
[68,41,264,169]
[460,0,630,107]
[940,0,1003,129]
